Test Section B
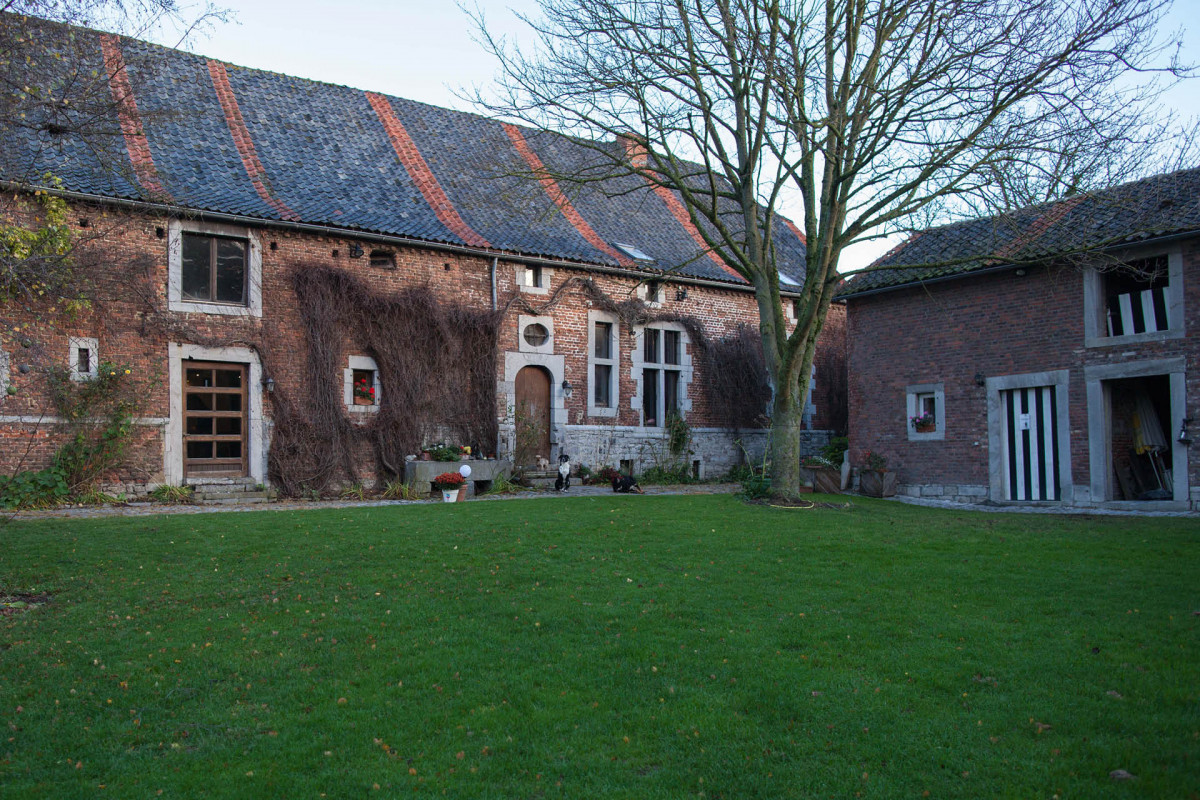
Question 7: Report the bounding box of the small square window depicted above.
[526,265,543,288]
[907,383,945,440]
[68,337,99,381]
[369,250,396,269]
[344,356,381,414]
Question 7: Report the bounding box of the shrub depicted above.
[0,468,69,509]
[739,470,772,500]
[820,436,849,466]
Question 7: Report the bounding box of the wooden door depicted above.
[999,385,1060,501]
[183,361,248,477]
[514,366,551,467]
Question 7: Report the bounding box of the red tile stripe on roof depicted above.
[993,195,1085,260]
[99,34,168,199]
[622,135,744,281]
[365,92,490,249]
[503,124,633,267]
[783,217,807,246]
[206,60,300,221]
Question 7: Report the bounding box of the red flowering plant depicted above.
[354,376,376,403]
[432,472,465,490]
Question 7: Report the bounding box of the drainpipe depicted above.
[490,256,498,311]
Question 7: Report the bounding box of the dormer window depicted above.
[615,242,654,263]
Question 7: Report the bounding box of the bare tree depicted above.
[471,0,1193,495]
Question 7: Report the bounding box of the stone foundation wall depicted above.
[897,483,990,504]
[498,424,835,479]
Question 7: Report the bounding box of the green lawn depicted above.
[1,496,1196,798]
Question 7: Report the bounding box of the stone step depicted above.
[195,491,270,504]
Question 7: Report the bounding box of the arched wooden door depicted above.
[514,366,552,468]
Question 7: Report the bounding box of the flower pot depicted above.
[420,452,431,461]
[812,467,842,495]
[353,395,373,406]
[441,488,460,502]
[859,470,897,498]
[914,422,935,434]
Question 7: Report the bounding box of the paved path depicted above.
[4,482,741,521]
[6,483,1195,520]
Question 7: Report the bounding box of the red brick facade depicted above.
[0,201,846,491]
[847,236,1198,510]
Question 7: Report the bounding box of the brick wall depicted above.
[0,200,846,488]
[847,239,1199,507]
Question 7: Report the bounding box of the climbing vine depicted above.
[266,265,501,496]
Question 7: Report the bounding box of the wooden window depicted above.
[181,233,247,304]
[523,323,549,347]
[588,315,618,416]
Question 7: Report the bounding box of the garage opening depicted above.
[1107,375,1173,501]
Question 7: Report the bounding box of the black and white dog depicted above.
[611,473,644,494]
[554,453,572,492]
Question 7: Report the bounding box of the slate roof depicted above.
[2,18,809,287]
[840,166,1200,297]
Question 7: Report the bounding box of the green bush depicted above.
[820,436,849,466]
[638,464,695,485]
[0,468,69,509]
[739,470,772,500]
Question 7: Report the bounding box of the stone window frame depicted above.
[631,321,693,428]
[1083,243,1184,348]
[68,336,100,381]
[635,281,663,308]
[985,369,1073,504]
[587,310,619,418]
[165,343,266,485]
[514,263,552,295]
[167,218,263,317]
[906,382,944,441]
[517,314,555,356]
[907,383,945,441]
[343,355,381,415]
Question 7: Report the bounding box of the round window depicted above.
[523,323,549,347]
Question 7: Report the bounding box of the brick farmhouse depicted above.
[841,168,1199,511]
[0,20,845,496]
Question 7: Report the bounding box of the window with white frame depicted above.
[906,382,945,441]
[1084,248,1184,347]
[588,312,618,417]
[168,219,263,317]
[640,326,684,427]
[69,337,99,381]
[343,355,381,414]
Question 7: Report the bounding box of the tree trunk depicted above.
[768,395,804,498]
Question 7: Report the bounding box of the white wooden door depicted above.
[1000,386,1061,501]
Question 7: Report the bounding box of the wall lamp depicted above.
[1179,418,1193,446]
[974,372,986,387]
[263,376,275,393]
[675,287,689,301]
[561,379,573,399]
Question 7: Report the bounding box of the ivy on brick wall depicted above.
[266,265,501,496]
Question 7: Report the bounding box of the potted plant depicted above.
[432,471,466,502]
[910,412,936,433]
[801,455,842,494]
[429,444,463,462]
[858,450,897,497]
[353,376,376,406]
